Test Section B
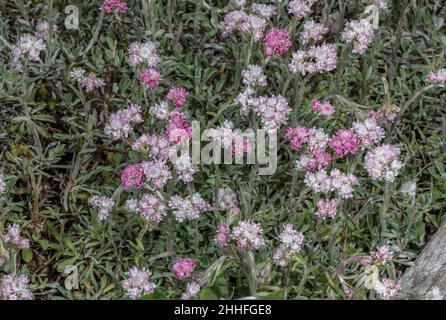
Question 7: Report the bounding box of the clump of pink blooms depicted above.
[125,194,167,223]
[352,118,385,150]
[70,68,105,92]
[362,0,388,10]
[284,126,310,150]
[215,223,230,248]
[262,28,292,56]
[374,278,400,300]
[311,100,335,117]
[219,10,266,41]
[0,173,6,194]
[242,64,267,88]
[12,34,46,62]
[372,245,394,265]
[217,187,240,215]
[273,224,304,267]
[181,282,201,300]
[168,193,211,222]
[305,169,358,198]
[166,87,188,109]
[245,94,292,133]
[251,3,277,18]
[141,160,172,189]
[140,69,161,89]
[329,129,359,157]
[315,198,340,219]
[166,112,192,143]
[295,149,332,171]
[35,20,57,39]
[0,274,33,300]
[426,68,446,85]
[132,134,171,160]
[121,267,156,299]
[233,0,246,8]
[171,155,198,183]
[149,101,170,120]
[341,19,375,55]
[100,0,128,13]
[104,103,143,140]
[364,144,402,182]
[300,20,328,44]
[289,43,337,75]
[207,120,249,156]
[3,223,30,249]
[288,0,315,21]
[307,127,330,150]
[128,41,160,68]
[121,163,144,188]
[172,258,197,280]
[89,195,115,220]
[231,220,266,251]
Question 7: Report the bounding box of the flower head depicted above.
[172,258,197,280]
[121,267,156,299]
[0,274,33,300]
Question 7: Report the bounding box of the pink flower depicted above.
[262,28,292,56]
[166,87,188,109]
[100,0,128,13]
[172,258,197,280]
[372,245,394,265]
[166,112,192,143]
[284,126,309,150]
[215,224,230,248]
[311,100,335,117]
[121,164,144,189]
[140,69,160,89]
[315,198,339,219]
[329,129,359,157]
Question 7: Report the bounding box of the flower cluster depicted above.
[364,144,402,182]
[132,134,171,160]
[166,112,192,143]
[166,87,188,109]
[70,68,105,92]
[311,100,335,117]
[35,20,58,39]
[141,160,172,189]
[288,0,315,21]
[361,245,394,267]
[128,41,160,67]
[305,169,358,198]
[262,28,292,56]
[168,193,211,222]
[315,198,340,219]
[289,43,337,75]
[104,103,143,140]
[125,194,167,223]
[217,187,240,215]
[150,101,170,120]
[329,129,359,157]
[374,278,399,300]
[89,195,115,220]
[341,19,375,55]
[300,20,328,44]
[140,68,161,89]
[251,3,277,19]
[352,118,385,150]
[273,224,304,267]
[172,258,197,280]
[368,104,401,123]
[181,282,201,300]
[231,220,266,250]
[121,267,156,299]
[171,155,198,183]
[242,64,267,88]
[215,223,230,248]
[121,163,144,188]
[0,274,33,300]
[12,34,46,62]
[426,68,446,85]
[100,0,128,13]
[245,94,291,133]
[3,223,30,249]
[219,10,266,41]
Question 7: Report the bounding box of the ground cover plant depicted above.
[0,0,445,300]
